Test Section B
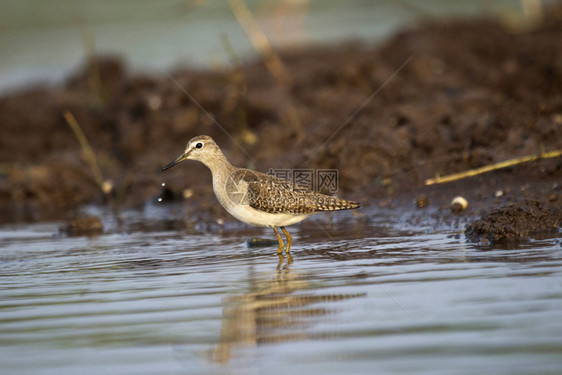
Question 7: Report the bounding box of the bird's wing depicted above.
[233,169,360,214]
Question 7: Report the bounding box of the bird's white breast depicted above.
[225,203,312,227]
[212,173,312,227]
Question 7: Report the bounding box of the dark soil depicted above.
[62,216,104,236]
[465,200,561,245]
[1,8,561,242]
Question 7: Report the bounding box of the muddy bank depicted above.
[1,9,561,240]
[465,200,561,245]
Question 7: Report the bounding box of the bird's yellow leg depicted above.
[280,226,292,253]
[272,226,285,254]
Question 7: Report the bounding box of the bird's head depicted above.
[162,135,221,171]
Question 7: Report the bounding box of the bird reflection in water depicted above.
[208,257,365,364]
[277,253,293,270]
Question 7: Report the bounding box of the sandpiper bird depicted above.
[162,135,360,254]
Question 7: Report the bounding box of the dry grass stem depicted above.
[425,149,562,185]
[227,0,305,142]
[227,0,291,86]
[77,18,103,104]
[63,110,106,192]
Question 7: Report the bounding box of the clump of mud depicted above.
[465,200,561,245]
[62,216,104,236]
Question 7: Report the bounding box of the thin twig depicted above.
[227,0,305,142]
[63,110,105,192]
[307,54,414,161]
[76,16,103,105]
[227,0,291,86]
[425,149,562,185]
[152,59,254,160]
[221,33,258,147]
[311,220,413,320]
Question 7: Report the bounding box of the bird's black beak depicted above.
[162,152,189,171]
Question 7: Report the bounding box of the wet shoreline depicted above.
[1,11,561,241]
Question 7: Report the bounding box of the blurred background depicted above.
[0,0,546,93]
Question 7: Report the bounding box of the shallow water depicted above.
[1,206,562,374]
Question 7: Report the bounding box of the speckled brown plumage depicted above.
[227,169,361,214]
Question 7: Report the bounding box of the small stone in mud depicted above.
[182,188,194,199]
[246,237,279,248]
[101,180,114,195]
[64,216,103,236]
[465,200,561,245]
[451,196,468,212]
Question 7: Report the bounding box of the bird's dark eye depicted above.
[195,142,203,149]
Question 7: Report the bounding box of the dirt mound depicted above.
[465,200,561,245]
